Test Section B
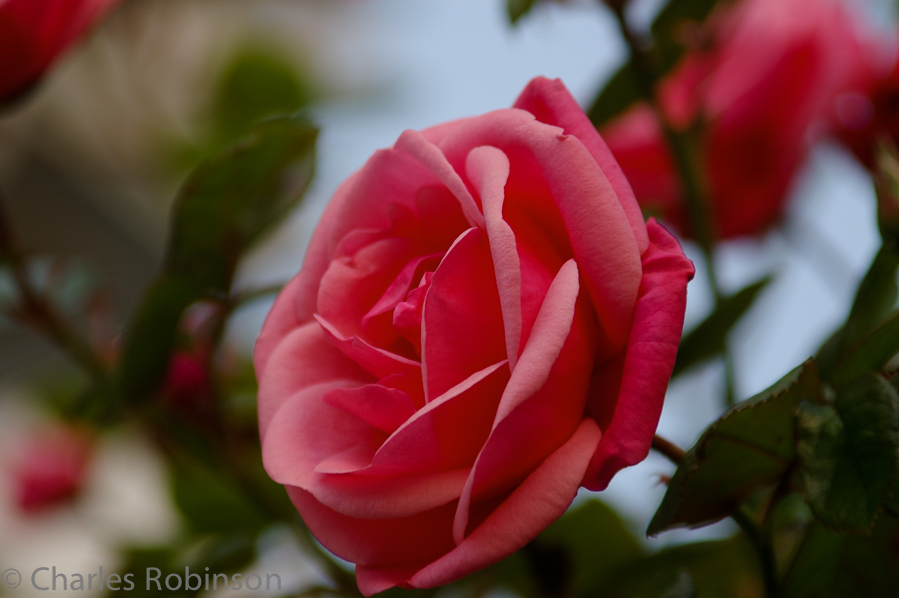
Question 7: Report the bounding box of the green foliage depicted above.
[506,0,538,24]
[165,117,318,293]
[817,244,899,382]
[797,373,899,533]
[117,117,317,403]
[534,499,646,596]
[588,65,642,129]
[829,311,899,389]
[210,47,314,145]
[780,517,899,598]
[118,276,202,404]
[607,536,763,598]
[170,451,272,535]
[649,361,822,535]
[672,276,771,377]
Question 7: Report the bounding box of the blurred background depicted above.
[0,0,893,595]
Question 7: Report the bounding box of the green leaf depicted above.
[797,373,899,533]
[170,452,272,535]
[117,275,203,403]
[672,277,770,377]
[829,311,899,389]
[818,245,899,380]
[166,116,318,293]
[780,517,899,598]
[506,0,537,24]
[607,536,764,598]
[210,47,314,145]
[535,499,645,596]
[648,360,823,535]
[587,65,641,129]
[654,570,697,598]
[117,118,317,402]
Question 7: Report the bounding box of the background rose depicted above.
[601,0,872,239]
[254,77,693,595]
[0,0,119,103]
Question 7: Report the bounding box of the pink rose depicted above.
[602,0,872,239]
[255,77,694,595]
[0,0,119,103]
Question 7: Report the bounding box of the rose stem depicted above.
[607,3,738,408]
[0,186,110,383]
[651,434,685,465]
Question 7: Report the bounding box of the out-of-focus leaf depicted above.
[118,118,317,402]
[210,47,314,145]
[109,548,178,598]
[829,311,899,389]
[588,65,641,129]
[780,517,899,598]
[170,452,272,535]
[535,499,645,596]
[649,360,823,535]
[117,275,202,403]
[165,116,317,293]
[817,245,899,379]
[672,277,770,377]
[607,536,763,598]
[654,570,697,598]
[797,373,899,533]
[507,0,537,24]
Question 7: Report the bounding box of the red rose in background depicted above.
[602,0,873,239]
[0,0,119,103]
[9,425,93,513]
[255,77,694,594]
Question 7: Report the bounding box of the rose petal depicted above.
[407,418,602,590]
[452,259,593,542]
[363,361,509,476]
[432,108,642,354]
[584,219,694,490]
[267,386,468,519]
[316,315,422,381]
[287,486,458,570]
[422,228,507,400]
[256,321,370,437]
[394,129,486,229]
[466,145,523,369]
[323,383,418,434]
[513,77,649,254]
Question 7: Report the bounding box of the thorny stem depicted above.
[0,188,109,382]
[608,5,737,407]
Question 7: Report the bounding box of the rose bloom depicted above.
[601,0,872,239]
[0,0,119,102]
[255,77,694,594]
[9,425,93,513]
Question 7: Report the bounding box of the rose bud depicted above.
[0,0,119,103]
[161,350,212,406]
[9,425,93,513]
[602,0,873,239]
[255,77,694,594]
